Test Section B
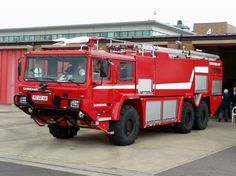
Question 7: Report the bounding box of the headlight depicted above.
[19,96,27,104]
[70,100,80,109]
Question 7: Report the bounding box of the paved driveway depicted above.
[0,105,236,176]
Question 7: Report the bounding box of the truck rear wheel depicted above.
[108,105,139,146]
[48,124,79,139]
[194,101,209,130]
[174,102,194,133]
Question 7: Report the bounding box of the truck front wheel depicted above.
[48,124,79,139]
[174,102,194,133]
[108,105,140,146]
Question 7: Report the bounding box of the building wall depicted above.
[0,49,26,104]
[167,41,195,50]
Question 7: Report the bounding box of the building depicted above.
[193,22,236,34]
[0,20,193,43]
[1,21,236,104]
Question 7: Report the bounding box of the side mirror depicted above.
[18,59,22,82]
[100,60,109,78]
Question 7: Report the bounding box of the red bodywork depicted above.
[14,39,223,135]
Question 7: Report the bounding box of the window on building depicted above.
[135,31,143,37]
[14,36,21,42]
[45,35,49,40]
[3,36,9,42]
[68,33,75,38]
[120,62,133,81]
[100,32,108,38]
[39,35,45,41]
[57,34,64,38]
[34,35,41,41]
[94,33,99,37]
[19,35,24,41]
[29,35,34,41]
[143,30,151,37]
[120,31,128,38]
[24,35,30,41]
[64,34,70,39]
[52,34,58,40]
[128,31,135,37]
[87,33,93,37]
[108,32,114,38]
[8,36,14,42]
[114,32,122,37]
[81,33,88,36]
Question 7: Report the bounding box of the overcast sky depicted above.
[0,0,235,30]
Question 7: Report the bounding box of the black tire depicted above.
[174,102,194,133]
[48,124,79,139]
[194,101,209,130]
[108,105,140,146]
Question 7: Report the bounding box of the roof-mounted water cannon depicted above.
[53,36,102,50]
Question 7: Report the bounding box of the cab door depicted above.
[91,58,113,110]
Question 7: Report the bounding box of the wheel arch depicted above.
[111,96,142,127]
[123,99,143,128]
[193,96,210,116]
[183,96,210,111]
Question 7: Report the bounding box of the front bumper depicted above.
[14,93,81,111]
[14,93,112,134]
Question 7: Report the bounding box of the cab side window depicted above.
[93,59,110,80]
[120,62,133,81]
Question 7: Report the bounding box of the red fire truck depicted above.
[14,37,223,145]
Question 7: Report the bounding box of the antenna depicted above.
[153,10,157,20]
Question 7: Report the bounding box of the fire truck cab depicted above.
[14,37,223,145]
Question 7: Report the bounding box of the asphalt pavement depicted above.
[156,146,236,176]
[0,161,84,176]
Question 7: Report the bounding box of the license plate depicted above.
[32,95,48,101]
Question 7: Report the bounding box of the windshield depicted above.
[25,56,87,83]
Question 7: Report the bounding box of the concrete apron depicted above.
[0,106,236,176]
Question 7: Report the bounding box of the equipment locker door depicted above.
[135,56,156,95]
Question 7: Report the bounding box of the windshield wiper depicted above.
[42,77,57,82]
[25,77,41,81]
[67,79,80,85]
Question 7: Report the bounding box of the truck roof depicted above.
[25,50,135,61]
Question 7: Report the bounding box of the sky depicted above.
[0,0,235,30]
